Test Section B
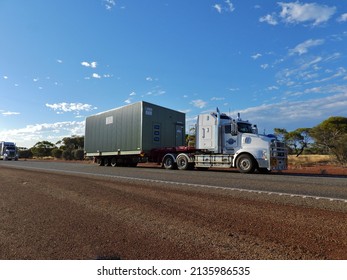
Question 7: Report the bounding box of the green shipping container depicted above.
[85,101,185,156]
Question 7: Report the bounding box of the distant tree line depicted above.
[18,135,85,161]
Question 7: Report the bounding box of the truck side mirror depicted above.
[252,124,258,134]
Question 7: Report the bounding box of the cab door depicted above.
[223,124,238,154]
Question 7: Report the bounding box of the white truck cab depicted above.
[195,111,287,173]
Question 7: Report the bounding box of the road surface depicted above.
[0,160,346,259]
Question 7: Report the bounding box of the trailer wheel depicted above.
[176,154,190,170]
[104,157,111,166]
[111,157,117,167]
[236,154,256,173]
[97,158,104,166]
[163,155,176,170]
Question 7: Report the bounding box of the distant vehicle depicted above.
[85,101,287,173]
[0,141,19,161]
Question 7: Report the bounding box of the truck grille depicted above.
[270,141,288,170]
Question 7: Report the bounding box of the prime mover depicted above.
[0,141,18,161]
[85,101,287,173]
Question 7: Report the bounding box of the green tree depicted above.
[310,117,347,164]
[31,141,56,158]
[285,128,312,157]
[18,149,33,159]
[274,128,312,156]
[62,149,74,160]
[51,148,63,159]
[57,135,85,160]
[273,128,288,142]
[60,135,84,150]
[74,149,85,160]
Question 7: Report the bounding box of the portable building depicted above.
[85,101,185,157]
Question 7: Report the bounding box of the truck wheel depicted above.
[97,158,104,166]
[176,154,189,170]
[236,154,255,173]
[163,155,175,170]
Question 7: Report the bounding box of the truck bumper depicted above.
[257,158,270,169]
[270,158,287,170]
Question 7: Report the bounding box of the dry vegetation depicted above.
[287,155,347,176]
[288,155,337,167]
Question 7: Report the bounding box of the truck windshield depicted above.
[237,123,253,133]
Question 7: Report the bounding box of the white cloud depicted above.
[211,97,225,101]
[191,99,207,109]
[0,121,85,148]
[56,59,63,63]
[229,88,240,92]
[146,77,153,81]
[1,111,20,116]
[3,75,8,79]
[129,91,136,96]
[213,4,222,14]
[213,1,235,14]
[104,0,116,10]
[260,64,269,70]
[46,103,97,114]
[224,0,234,12]
[230,92,347,131]
[81,61,97,68]
[337,13,347,22]
[289,39,324,56]
[260,2,336,27]
[278,2,336,26]
[251,53,262,60]
[92,73,101,79]
[259,14,278,25]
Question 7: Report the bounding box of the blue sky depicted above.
[1,0,347,148]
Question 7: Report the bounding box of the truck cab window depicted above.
[238,123,253,133]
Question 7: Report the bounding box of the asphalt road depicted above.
[1,160,346,203]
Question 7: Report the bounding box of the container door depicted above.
[175,124,184,146]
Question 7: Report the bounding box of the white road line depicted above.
[7,165,347,203]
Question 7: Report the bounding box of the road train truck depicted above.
[85,101,287,173]
[0,141,18,161]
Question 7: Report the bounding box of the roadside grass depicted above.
[288,155,337,167]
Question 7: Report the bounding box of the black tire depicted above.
[104,157,110,166]
[163,155,176,170]
[258,168,271,174]
[111,157,117,167]
[176,154,189,170]
[97,158,104,166]
[236,154,256,173]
